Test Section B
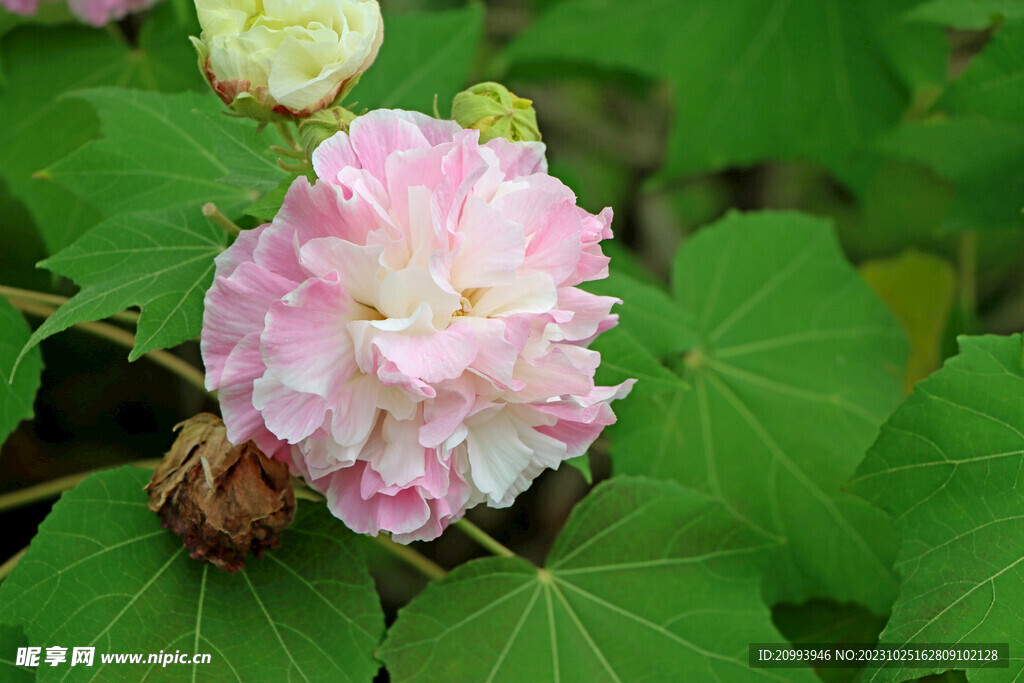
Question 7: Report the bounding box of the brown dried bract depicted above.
[145,413,295,572]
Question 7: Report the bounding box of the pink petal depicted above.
[215,223,267,279]
[251,374,329,444]
[449,195,525,291]
[465,410,534,505]
[367,414,427,488]
[370,318,479,385]
[261,275,365,397]
[298,237,385,307]
[420,377,477,448]
[553,288,620,343]
[483,137,548,177]
[217,332,284,455]
[325,460,432,536]
[202,260,297,389]
[348,109,460,184]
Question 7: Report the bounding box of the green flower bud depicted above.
[452,82,541,143]
[298,107,359,159]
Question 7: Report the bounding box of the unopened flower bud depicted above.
[298,106,358,159]
[192,0,384,120]
[145,413,296,572]
[452,81,541,143]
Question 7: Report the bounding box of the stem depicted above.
[372,534,447,581]
[9,299,209,397]
[0,547,26,583]
[202,202,241,237]
[0,459,163,514]
[0,285,139,325]
[289,482,445,580]
[959,231,977,319]
[455,518,516,558]
[292,484,324,502]
[274,121,301,152]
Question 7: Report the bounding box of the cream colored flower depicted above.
[193,0,383,119]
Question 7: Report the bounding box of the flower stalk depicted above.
[8,297,209,396]
[0,459,163,514]
[0,285,139,325]
[0,547,26,583]
[202,202,241,237]
[455,518,516,558]
[372,535,447,581]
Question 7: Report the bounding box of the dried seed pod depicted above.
[146,413,296,572]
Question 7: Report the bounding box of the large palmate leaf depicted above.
[877,116,1024,231]
[906,0,1024,28]
[0,5,204,254]
[502,0,939,187]
[15,207,225,367]
[0,297,42,448]
[940,21,1024,124]
[0,624,32,682]
[849,334,1024,682]
[44,88,283,219]
[604,211,907,612]
[0,467,384,682]
[379,477,811,682]
[354,4,484,115]
[587,272,696,399]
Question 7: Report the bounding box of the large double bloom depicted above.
[202,110,632,542]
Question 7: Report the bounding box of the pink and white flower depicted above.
[69,0,158,25]
[202,109,633,543]
[0,0,160,26]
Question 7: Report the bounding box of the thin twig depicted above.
[290,481,445,580]
[0,547,27,582]
[274,121,301,152]
[0,459,163,514]
[372,534,447,581]
[10,299,209,397]
[0,285,139,325]
[202,202,241,237]
[455,518,516,558]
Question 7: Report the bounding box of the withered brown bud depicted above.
[145,413,296,572]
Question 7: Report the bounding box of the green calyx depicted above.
[451,81,541,143]
[189,36,292,124]
[298,106,358,159]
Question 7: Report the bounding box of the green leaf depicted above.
[379,476,810,682]
[772,600,887,683]
[125,3,206,94]
[608,211,908,611]
[503,0,940,186]
[848,334,1024,682]
[243,176,294,223]
[940,21,1024,124]
[0,13,205,255]
[45,88,277,219]
[586,271,697,399]
[0,624,33,683]
[0,467,384,682]
[860,250,957,392]
[17,207,226,366]
[563,453,592,484]
[0,297,42,448]
[877,116,1024,230]
[906,0,1024,28]
[353,4,484,115]
[0,26,123,254]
